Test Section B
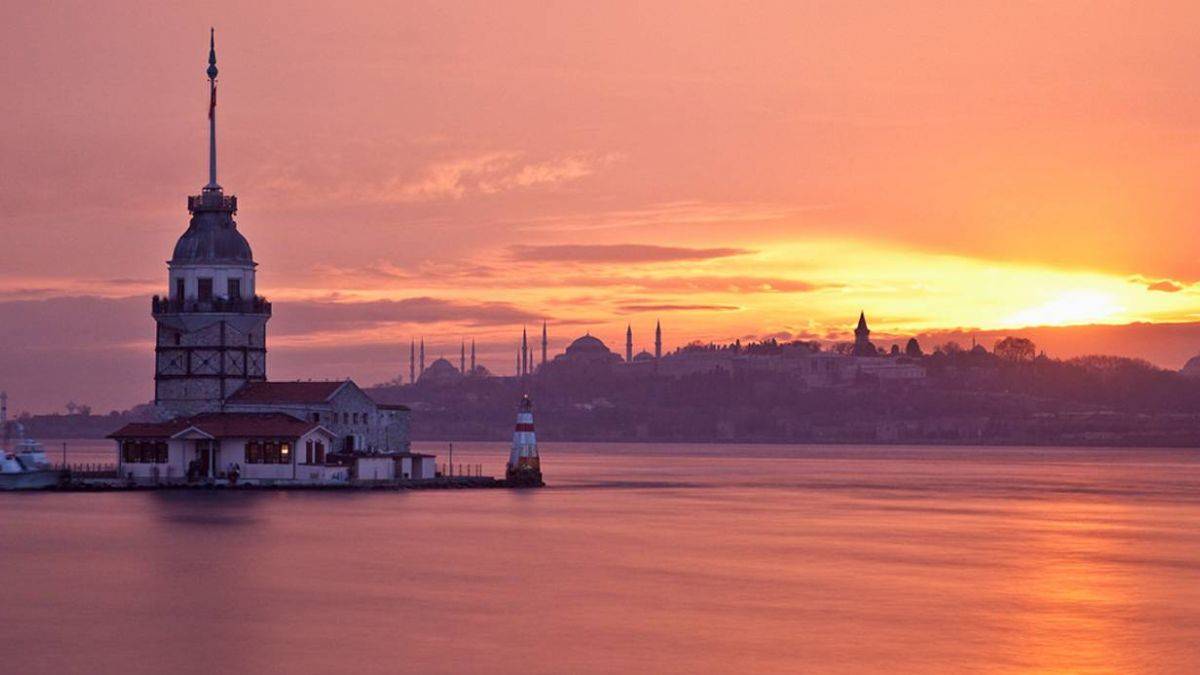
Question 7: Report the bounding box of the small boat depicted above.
[1,437,62,490]
[506,395,544,487]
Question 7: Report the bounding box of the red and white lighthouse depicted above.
[506,395,544,487]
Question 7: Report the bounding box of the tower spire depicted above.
[205,28,221,191]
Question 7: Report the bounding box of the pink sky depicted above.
[5,2,1200,413]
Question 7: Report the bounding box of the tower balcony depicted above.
[152,295,271,316]
[188,192,237,213]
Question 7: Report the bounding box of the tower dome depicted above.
[171,208,254,264]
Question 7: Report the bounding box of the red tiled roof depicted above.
[109,413,321,439]
[225,380,348,404]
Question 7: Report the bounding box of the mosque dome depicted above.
[171,211,254,265]
[1180,355,1200,378]
[565,334,612,356]
[419,357,461,383]
[633,350,655,362]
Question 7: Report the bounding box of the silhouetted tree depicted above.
[905,338,923,357]
[994,336,1036,363]
[939,341,964,355]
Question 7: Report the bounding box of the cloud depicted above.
[508,243,753,264]
[358,151,616,204]
[1147,280,1185,293]
[615,303,740,313]
[513,200,807,234]
[557,274,829,294]
[271,296,541,335]
[1130,275,1188,293]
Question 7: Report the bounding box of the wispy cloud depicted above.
[355,151,618,204]
[513,200,812,233]
[509,243,753,264]
[557,275,830,293]
[616,303,741,313]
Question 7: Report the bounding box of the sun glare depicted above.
[1005,291,1124,328]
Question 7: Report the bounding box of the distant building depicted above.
[852,311,877,356]
[419,357,462,384]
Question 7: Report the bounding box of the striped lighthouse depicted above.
[505,395,544,487]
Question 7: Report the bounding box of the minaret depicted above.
[541,321,548,367]
[521,327,529,376]
[419,338,426,377]
[460,340,466,374]
[470,339,476,373]
[655,320,662,359]
[516,346,521,376]
[153,31,270,417]
[409,340,415,384]
[626,324,633,362]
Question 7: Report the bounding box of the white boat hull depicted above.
[0,470,60,490]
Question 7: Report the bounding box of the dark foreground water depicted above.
[2,441,1200,674]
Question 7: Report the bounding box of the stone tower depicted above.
[153,32,270,418]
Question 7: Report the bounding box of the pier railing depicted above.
[438,464,483,477]
[56,463,118,479]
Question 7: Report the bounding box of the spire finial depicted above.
[207,28,218,78]
[204,29,221,191]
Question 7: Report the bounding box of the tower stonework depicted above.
[152,32,270,418]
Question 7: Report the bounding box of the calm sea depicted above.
[2,440,1199,674]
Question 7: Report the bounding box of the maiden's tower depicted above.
[152,30,269,418]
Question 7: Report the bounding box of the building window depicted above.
[175,278,185,300]
[342,412,349,425]
[122,440,167,463]
[263,441,279,464]
[305,439,314,464]
[280,442,291,464]
[315,441,326,464]
[352,412,359,425]
[311,413,320,423]
[246,441,261,464]
[227,278,241,299]
[174,332,182,346]
[197,278,213,301]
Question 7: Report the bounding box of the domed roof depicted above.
[565,334,611,355]
[171,210,254,265]
[419,357,461,383]
[633,350,655,362]
[1181,355,1200,377]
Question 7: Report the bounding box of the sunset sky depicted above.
[5,1,1200,412]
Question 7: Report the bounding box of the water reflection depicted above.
[2,441,1199,673]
